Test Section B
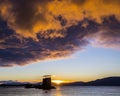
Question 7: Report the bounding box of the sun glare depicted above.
[52,80,64,85]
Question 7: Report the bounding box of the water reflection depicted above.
[55,86,62,96]
[42,86,62,96]
[42,89,52,96]
[0,86,120,96]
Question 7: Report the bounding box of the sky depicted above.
[0,0,120,82]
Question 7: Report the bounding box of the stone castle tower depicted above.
[42,75,52,87]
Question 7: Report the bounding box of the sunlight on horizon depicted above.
[52,80,65,85]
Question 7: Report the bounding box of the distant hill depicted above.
[0,80,30,87]
[0,77,120,87]
[63,77,120,86]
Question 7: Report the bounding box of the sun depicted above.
[52,80,64,85]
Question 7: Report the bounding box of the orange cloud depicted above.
[0,0,120,67]
[0,0,120,40]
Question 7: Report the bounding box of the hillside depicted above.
[63,77,120,86]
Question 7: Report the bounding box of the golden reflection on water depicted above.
[56,86,62,96]
[42,86,62,96]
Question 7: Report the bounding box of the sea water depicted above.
[0,86,120,96]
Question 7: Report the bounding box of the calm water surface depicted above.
[0,86,120,96]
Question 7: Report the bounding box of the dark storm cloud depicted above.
[9,0,50,30]
[90,16,120,49]
[0,17,89,67]
[0,0,56,38]
[0,0,120,39]
[0,15,120,67]
[0,0,120,67]
[71,0,87,5]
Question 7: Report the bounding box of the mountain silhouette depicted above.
[0,77,120,87]
[62,77,120,86]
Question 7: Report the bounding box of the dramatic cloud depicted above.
[0,0,120,39]
[0,0,120,67]
[89,16,120,49]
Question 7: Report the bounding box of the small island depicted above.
[25,75,56,90]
